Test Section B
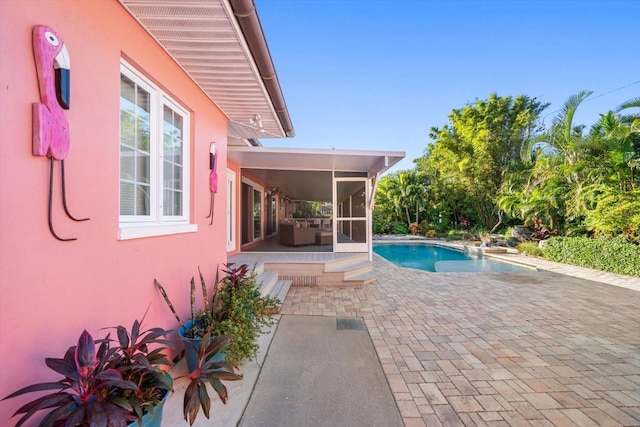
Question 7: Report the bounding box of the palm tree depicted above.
[506,92,640,234]
[521,90,593,165]
[394,171,415,226]
[376,170,430,227]
[375,173,403,225]
[585,110,639,190]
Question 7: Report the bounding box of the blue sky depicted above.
[255,0,640,173]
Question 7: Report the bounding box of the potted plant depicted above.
[2,318,173,427]
[108,319,174,426]
[209,264,279,365]
[179,332,242,426]
[155,267,227,371]
[155,264,279,366]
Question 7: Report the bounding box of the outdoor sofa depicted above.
[278,222,317,246]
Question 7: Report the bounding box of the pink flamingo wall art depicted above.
[32,25,89,241]
[206,142,218,225]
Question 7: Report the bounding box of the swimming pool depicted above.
[373,243,530,273]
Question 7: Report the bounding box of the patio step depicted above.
[324,253,369,270]
[265,279,292,314]
[318,257,376,285]
[324,260,373,277]
[229,253,375,288]
[257,270,279,297]
[342,271,378,286]
[272,279,292,304]
[257,270,291,314]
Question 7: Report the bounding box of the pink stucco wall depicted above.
[0,0,230,417]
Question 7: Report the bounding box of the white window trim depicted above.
[119,60,195,240]
[119,223,197,240]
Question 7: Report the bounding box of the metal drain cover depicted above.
[336,317,366,330]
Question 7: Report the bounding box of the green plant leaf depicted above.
[190,277,196,323]
[197,381,211,419]
[208,376,228,403]
[183,381,201,425]
[199,266,209,312]
[154,278,183,327]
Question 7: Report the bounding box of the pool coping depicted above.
[373,238,640,292]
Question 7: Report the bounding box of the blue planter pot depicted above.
[179,320,203,346]
[179,320,225,372]
[127,389,169,427]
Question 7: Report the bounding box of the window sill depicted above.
[118,223,198,240]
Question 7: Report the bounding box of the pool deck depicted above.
[379,238,640,292]
[281,249,640,426]
[482,251,640,292]
[164,243,640,426]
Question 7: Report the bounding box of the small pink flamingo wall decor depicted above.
[32,25,89,241]
[206,142,218,225]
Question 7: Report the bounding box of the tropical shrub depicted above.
[516,242,544,257]
[409,221,429,235]
[389,221,408,235]
[543,236,640,276]
[372,218,386,234]
[503,227,514,240]
[156,265,279,366]
[445,229,470,240]
[181,333,242,426]
[584,189,640,243]
[3,320,173,427]
[207,264,278,364]
[409,222,419,235]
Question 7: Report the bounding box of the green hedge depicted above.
[543,236,640,277]
[516,242,544,257]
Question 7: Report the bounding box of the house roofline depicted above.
[229,0,295,138]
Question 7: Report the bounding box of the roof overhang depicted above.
[228,146,404,175]
[118,0,294,139]
[228,146,405,201]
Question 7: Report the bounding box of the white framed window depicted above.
[119,60,196,239]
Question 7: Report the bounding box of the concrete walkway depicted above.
[282,258,640,426]
[240,315,403,427]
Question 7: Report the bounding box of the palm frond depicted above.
[556,90,592,140]
[614,96,640,113]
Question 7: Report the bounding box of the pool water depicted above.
[373,243,529,273]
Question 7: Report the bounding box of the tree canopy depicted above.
[373,92,640,243]
[415,93,547,228]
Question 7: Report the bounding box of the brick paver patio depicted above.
[281,256,640,426]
